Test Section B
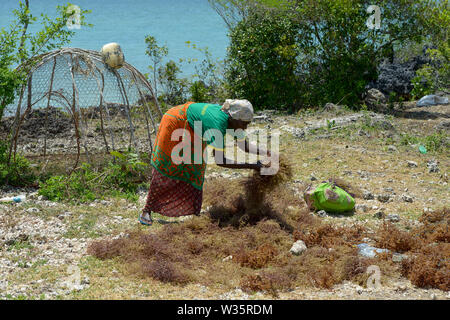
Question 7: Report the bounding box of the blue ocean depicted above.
[0,0,229,76]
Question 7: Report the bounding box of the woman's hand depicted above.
[253,160,272,172]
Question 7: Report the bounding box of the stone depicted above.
[402,194,413,203]
[423,207,434,214]
[407,160,418,168]
[222,255,233,262]
[316,210,327,217]
[434,120,450,131]
[363,191,375,200]
[253,114,273,123]
[384,187,395,194]
[358,129,370,137]
[374,211,385,219]
[386,214,400,222]
[392,253,408,263]
[290,240,307,256]
[387,145,398,153]
[395,284,408,292]
[427,160,439,173]
[368,50,432,97]
[355,204,369,213]
[364,89,387,112]
[377,194,391,203]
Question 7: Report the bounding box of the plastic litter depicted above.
[357,243,389,258]
[419,145,427,154]
[416,95,449,107]
[0,195,26,203]
[304,182,355,213]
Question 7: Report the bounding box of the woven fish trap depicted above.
[2,47,163,171]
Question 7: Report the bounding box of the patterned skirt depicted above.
[143,168,203,217]
[142,102,207,217]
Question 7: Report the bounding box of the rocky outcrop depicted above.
[363,89,388,112]
[367,47,433,98]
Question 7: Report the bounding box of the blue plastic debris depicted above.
[416,95,449,107]
[357,243,389,258]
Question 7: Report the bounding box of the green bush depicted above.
[157,60,189,106]
[412,45,450,99]
[190,80,210,103]
[38,163,97,203]
[0,142,35,187]
[226,9,301,112]
[186,43,228,103]
[399,132,449,153]
[215,0,443,111]
[39,151,150,203]
[423,132,449,153]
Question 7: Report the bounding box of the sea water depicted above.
[0,0,229,76]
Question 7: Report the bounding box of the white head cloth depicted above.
[221,99,254,122]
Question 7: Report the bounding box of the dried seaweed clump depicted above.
[141,259,190,284]
[205,155,298,230]
[88,231,191,284]
[396,207,450,290]
[293,222,366,248]
[234,243,278,269]
[240,272,292,297]
[87,238,127,260]
[401,243,450,291]
[375,222,418,253]
[416,207,450,243]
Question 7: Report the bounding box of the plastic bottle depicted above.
[357,243,389,258]
[0,195,26,203]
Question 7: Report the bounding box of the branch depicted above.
[18,0,30,63]
[312,21,329,56]
[375,37,400,55]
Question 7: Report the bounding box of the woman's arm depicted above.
[238,137,270,157]
[212,148,261,170]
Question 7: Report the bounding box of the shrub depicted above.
[157,60,189,106]
[189,80,210,103]
[38,151,150,203]
[186,43,228,103]
[226,9,301,112]
[0,141,35,187]
[216,0,444,111]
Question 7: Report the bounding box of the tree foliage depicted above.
[145,35,169,98]
[226,9,301,111]
[212,0,447,110]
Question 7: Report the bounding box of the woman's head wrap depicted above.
[221,99,254,122]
